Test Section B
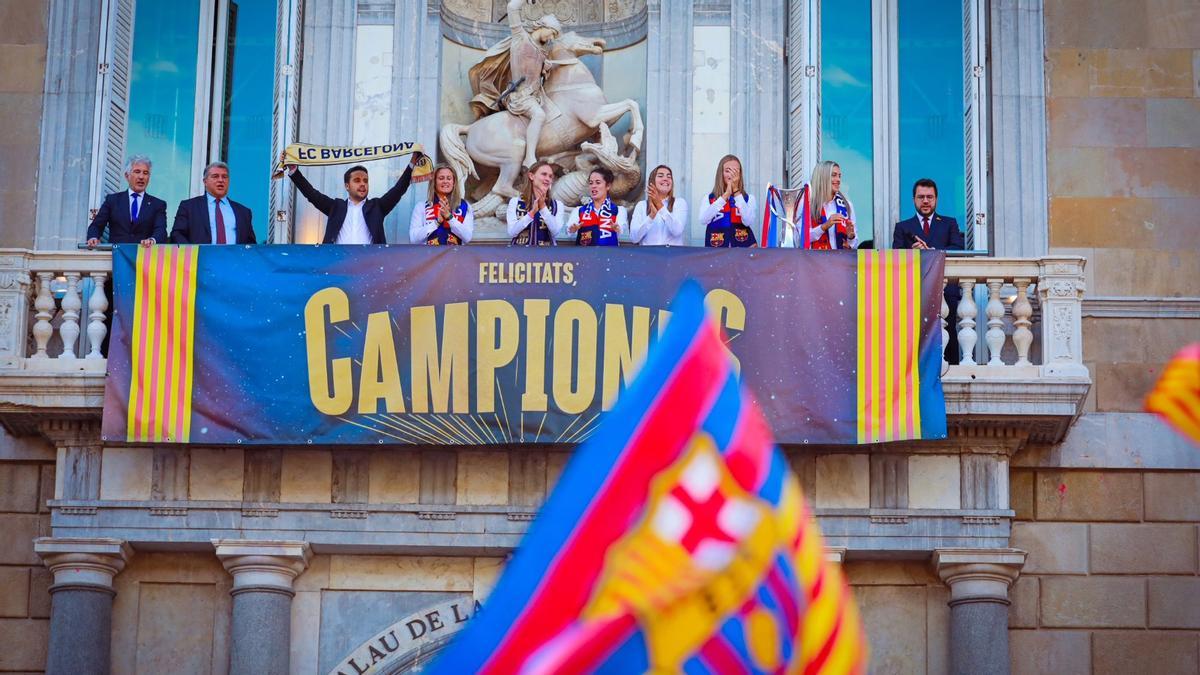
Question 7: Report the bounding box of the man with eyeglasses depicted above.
[892,178,965,364]
[892,178,964,252]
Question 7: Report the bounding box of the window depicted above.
[805,0,987,249]
[93,0,295,243]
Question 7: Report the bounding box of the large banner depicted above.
[101,246,947,446]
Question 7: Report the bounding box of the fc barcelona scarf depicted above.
[511,199,559,247]
[424,199,469,246]
[705,193,757,248]
[575,198,620,247]
[273,141,434,182]
[812,193,853,250]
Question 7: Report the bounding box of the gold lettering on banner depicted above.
[553,300,599,415]
[359,311,406,414]
[521,299,551,412]
[602,304,651,410]
[305,287,353,415]
[300,287,749,432]
[476,300,520,413]
[410,303,470,414]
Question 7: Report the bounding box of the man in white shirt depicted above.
[285,153,423,244]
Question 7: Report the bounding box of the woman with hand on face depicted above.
[808,160,859,250]
[631,164,688,246]
[566,167,626,247]
[507,161,565,246]
[409,164,474,245]
[699,154,757,248]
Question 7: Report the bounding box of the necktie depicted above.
[922,217,930,238]
[130,193,140,223]
[215,200,227,244]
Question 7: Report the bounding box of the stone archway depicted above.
[326,598,478,675]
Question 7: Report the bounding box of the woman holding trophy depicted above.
[566,167,627,246]
[699,155,758,248]
[808,160,859,250]
[409,164,475,245]
[507,161,566,246]
[631,165,688,246]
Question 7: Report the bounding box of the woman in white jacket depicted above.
[698,154,757,247]
[630,164,688,246]
[409,164,474,245]
[507,161,565,246]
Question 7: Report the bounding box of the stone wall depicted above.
[0,0,48,249]
[1009,468,1200,674]
[0,459,55,673]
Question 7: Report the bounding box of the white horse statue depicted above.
[439,31,645,214]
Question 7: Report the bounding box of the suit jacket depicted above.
[892,213,964,251]
[87,190,169,244]
[288,166,414,244]
[169,195,257,245]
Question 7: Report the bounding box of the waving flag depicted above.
[1146,342,1200,445]
[431,282,866,674]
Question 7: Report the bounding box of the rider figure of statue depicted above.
[469,0,562,170]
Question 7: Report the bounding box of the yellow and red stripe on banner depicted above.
[1145,343,1200,445]
[857,250,923,444]
[126,246,200,443]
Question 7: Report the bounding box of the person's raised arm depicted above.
[566,205,581,234]
[544,201,565,237]
[507,0,524,31]
[629,202,651,243]
[288,168,336,215]
[378,162,416,215]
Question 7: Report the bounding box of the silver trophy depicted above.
[765,183,810,248]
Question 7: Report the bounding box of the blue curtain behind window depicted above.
[898,0,966,233]
[820,0,874,243]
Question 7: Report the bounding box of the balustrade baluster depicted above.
[86,272,108,359]
[957,279,978,366]
[940,278,950,371]
[985,279,1005,366]
[59,273,81,359]
[31,272,54,359]
[1012,278,1033,367]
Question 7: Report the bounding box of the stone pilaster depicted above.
[215,540,312,675]
[990,0,1048,257]
[730,0,786,194]
[35,537,133,675]
[390,0,442,243]
[646,0,695,191]
[934,548,1026,675]
[41,419,103,501]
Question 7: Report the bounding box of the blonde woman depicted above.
[631,164,688,246]
[409,164,474,245]
[808,160,858,250]
[698,154,757,247]
[506,161,565,246]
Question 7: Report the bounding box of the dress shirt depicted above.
[205,193,237,245]
[337,199,372,244]
[128,190,152,241]
[631,198,688,246]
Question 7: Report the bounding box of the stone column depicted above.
[730,0,787,193]
[35,537,133,675]
[933,548,1026,675]
[215,540,312,675]
[646,0,695,181]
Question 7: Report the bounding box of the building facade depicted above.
[0,0,1197,673]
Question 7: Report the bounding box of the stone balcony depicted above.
[0,248,1091,559]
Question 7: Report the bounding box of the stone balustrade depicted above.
[0,249,1090,442]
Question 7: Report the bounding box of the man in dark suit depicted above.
[283,152,422,244]
[86,155,168,248]
[170,161,257,244]
[892,178,965,364]
[892,178,965,252]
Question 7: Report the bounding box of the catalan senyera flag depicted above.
[856,250,942,444]
[431,282,866,674]
[1145,342,1200,445]
[125,246,200,443]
